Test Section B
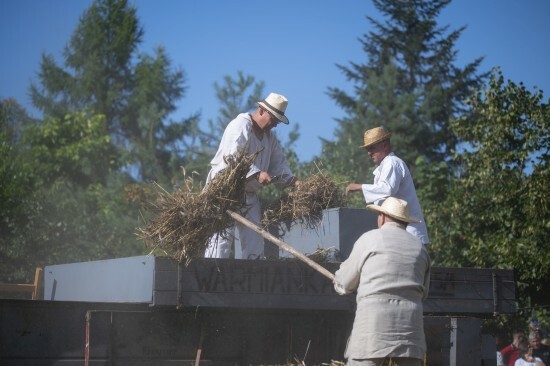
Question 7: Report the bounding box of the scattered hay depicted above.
[138,154,346,264]
[306,246,339,263]
[137,148,256,264]
[262,170,346,233]
[273,246,339,263]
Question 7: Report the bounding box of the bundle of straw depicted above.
[261,170,345,233]
[137,148,257,264]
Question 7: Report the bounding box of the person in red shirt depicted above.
[501,331,526,366]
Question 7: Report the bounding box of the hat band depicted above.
[262,100,285,116]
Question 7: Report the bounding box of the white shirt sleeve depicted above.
[208,116,252,179]
[362,157,404,204]
[333,233,371,295]
[267,137,293,187]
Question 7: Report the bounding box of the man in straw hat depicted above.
[334,197,431,366]
[205,92,301,259]
[346,126,429,245]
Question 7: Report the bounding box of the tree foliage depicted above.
[321,0,485,183]
[1,99,146,283]
[1,0,194,282]
[1,100,36,272]
[29,0,194,183]
[427,69,549,305]
[21,111,117,186]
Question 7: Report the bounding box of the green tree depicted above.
[1,100,145,283]
[29,0,194,183]
[209,71,265,139]
[125,47,199,183]
[0,177,145,283]
[429,69,549,306]
[0,100,36,277]
[30,0,141,125]
[0,0,197,281]
[321,0,485,182]
[21,111,117,186]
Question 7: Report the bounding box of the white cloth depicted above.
[205,192,262,259]
[204,113,294,259]
[334,222,431,361]
[514,357,544,366]
[361,152,429,244]
[497,351,505,366]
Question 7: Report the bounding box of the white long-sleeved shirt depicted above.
[206,113,293,193]
[361,152,429,244]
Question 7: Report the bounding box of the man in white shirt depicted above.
[205,93,300,259]
[334,197,431,365]
[345,126,429,245]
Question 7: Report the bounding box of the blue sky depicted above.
[1,0,549,161]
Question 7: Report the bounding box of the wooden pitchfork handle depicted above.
[226,210,335,281]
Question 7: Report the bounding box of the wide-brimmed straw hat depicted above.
[257,93,289,124]
[360,126,392,148]
[367,197,420,224]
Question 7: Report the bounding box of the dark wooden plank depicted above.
[154,290,355,311]
[424,298,516,314]
[429,279,515,300]
[154,289,516,315]
[154,257,180,271]
[154,270,178,291]
[430,267,514,281]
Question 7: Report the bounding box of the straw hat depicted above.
[367,197,420,223]
[360,126,392,148]
[257,93,289,124]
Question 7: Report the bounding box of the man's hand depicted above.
[345,183,363,196]
[257,171,272,185]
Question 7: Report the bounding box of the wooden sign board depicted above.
[153,257,516,315]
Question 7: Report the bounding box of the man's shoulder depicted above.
[382,152,406,165]
[355,228,383,245]
[356,228,378,240]
[225,113,252,132]
[380,153,410,175]
[229,113,251,125]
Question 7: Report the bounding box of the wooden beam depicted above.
[0,284,36,293]
[32,267,43,300]
[0,267,43,299]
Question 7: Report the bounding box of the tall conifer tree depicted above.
[29,0,193,183]
[321,0,485,180]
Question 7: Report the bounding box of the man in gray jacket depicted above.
[334,197,431,366]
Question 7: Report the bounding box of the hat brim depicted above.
[367,204,420,224]
[257,102,289,124]
[360,132,392,148]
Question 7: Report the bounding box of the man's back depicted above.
[334,222,431,360]
[353,222,430,301]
